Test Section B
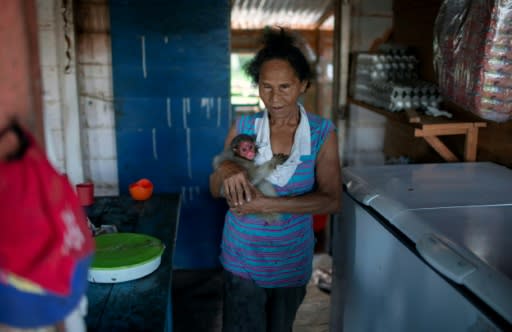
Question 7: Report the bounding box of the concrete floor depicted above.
[293,254,331,332]
[172,254,332,332]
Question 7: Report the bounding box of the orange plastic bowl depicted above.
[129,178,154,201]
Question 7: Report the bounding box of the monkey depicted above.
[212,134,288,223]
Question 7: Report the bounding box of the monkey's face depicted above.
[236,141,256,161]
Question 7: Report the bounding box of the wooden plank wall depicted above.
[390,0,512,168]
[392,0,442,83]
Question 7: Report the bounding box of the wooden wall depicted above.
[392,0,442,83]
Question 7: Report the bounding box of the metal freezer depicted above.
[330,162,512,331]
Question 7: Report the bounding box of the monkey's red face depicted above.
[237,141,256,161]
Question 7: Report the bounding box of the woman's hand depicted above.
[220,161,255,207]
[229,188,267,215]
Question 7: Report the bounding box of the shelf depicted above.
[348,98,487,162]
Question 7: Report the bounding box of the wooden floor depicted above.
[172,254,332,332]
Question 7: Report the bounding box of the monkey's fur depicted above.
[213,134,288,223]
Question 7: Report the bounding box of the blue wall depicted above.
[110,0,230,269]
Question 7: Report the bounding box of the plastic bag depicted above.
[434,0,512,122]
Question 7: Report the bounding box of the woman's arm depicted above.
[209,124,256,205]
[233,130,342,215]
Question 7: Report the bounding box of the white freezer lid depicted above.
[396,206,512,325]
[344,162,512,221]
[344,162,512,324]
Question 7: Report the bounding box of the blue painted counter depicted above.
[85,194,180,332]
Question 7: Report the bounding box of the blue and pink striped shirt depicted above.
[220,109,335,287]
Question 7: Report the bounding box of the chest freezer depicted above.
[330,162,512,332]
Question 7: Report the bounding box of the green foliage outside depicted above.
[231,53,259,106]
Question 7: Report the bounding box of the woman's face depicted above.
[258,59,307,119]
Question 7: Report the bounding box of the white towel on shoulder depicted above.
[254,104,311,187]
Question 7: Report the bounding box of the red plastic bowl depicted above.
[129,178,154,201]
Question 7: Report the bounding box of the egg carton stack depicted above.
[351,49,442,112]
[388,81,442,112]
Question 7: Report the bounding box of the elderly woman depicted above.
[210,27,342,332]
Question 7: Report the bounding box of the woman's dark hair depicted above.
[244,27,314,89]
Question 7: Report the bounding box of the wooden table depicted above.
[348,98,487,162]
[85,194,180,332]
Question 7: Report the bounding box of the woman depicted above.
[210,27,342,332]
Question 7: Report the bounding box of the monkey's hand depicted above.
[249,154,288,186]
[270,153,288,168]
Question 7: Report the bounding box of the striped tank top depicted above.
[220,109,335,288]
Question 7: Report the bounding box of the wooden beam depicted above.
[415,127,469,136]
[423,136,459,162]
[231,29,322,53]
[420,122,477,130]
[333,0,351,116]
[464,127,479,161]
[315,1,334,30]
[405,108,420,123]
[369,27,393,52]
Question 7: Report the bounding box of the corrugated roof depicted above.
[231,0,334,30]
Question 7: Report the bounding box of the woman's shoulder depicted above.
[304,111,335,132]
[303,111,336,153]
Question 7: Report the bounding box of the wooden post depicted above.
[464,127,479,161]
[332,0,351,119]
[422,136,459,162]
[405,109,420,123]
